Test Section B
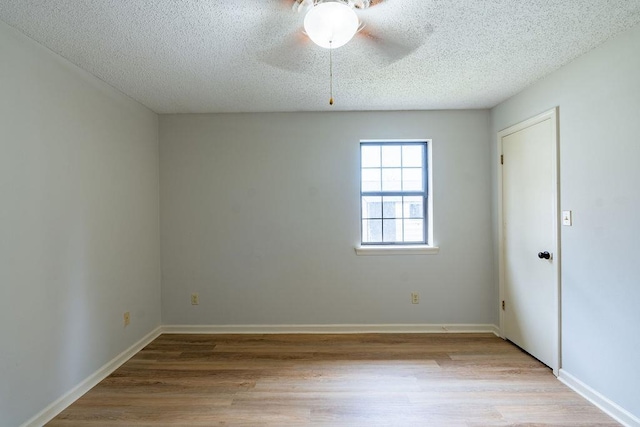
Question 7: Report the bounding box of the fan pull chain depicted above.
[329,41,334,106]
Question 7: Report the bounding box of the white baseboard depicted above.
[558,369,639,427]
[21,326,162,427]
[162,323,500,335]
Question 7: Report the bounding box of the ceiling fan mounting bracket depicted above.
[293,0,373,11]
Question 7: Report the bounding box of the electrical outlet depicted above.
[123,312,130,326]
[411,292,420,304]
[191,293,199,305]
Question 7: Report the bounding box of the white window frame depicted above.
[355,139,438,256]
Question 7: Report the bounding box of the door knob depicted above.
[538,251,551,260]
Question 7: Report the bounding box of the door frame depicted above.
[497,107,561,375]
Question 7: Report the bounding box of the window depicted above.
[360,141,429,245]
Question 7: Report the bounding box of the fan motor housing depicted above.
[308,0,371,9]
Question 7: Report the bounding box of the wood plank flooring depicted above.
[48,333,618,426]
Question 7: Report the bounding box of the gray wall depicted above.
[491,23,640,418]
[0,21,161,426]
[160,110,495,326]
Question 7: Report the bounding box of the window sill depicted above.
[355,245,440,256]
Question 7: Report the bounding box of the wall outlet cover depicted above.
[411,292,420,304]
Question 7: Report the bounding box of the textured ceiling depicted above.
[1,0,639,113]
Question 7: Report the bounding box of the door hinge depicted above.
[501,300,505,310]
[500,155,504,165]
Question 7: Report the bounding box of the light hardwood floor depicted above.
[48,333,618,426]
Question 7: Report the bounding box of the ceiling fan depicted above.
[260,0,431,71]
[260,0,431,104]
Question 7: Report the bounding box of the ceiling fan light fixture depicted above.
[303,2,359,49]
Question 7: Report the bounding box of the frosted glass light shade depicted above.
[303,2,359,49]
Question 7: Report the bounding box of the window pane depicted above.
[361,145,381,167]
[360,141,428,245]
[361,168,381,192]
[402,168,423,191]
[382,196,402,218]
[381,145,401,167]
[383,219,403,242]
[403,219,424,242]
[362,219,382,243]
[403,196,423,219]
[402,145,423,167]
[362,196,382,219]
[381,168,401,191]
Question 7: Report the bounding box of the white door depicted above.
[499,108,559,374]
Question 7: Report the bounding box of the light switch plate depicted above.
[562,210,572,226]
